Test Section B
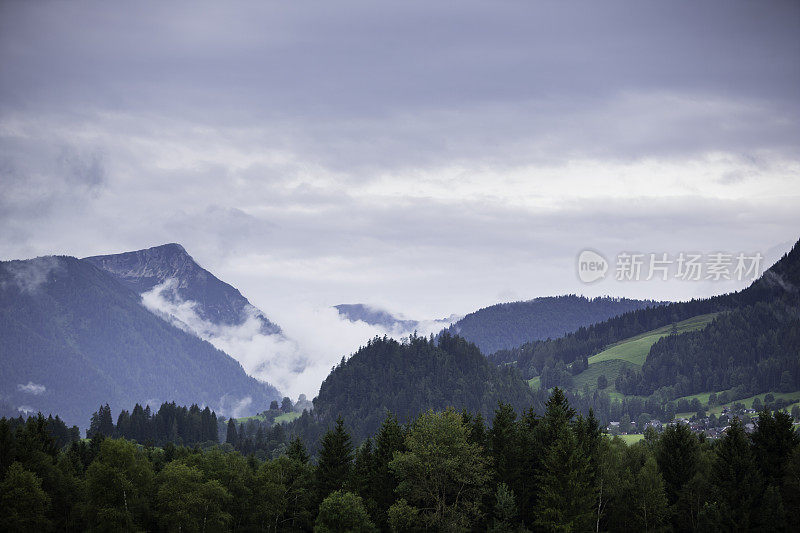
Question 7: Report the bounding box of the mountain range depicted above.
[336,296,665,355]
[4,238,798,434]
[444,295,666,354]
[0,253,281,427]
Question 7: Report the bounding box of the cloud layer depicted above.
[1,1,799,397]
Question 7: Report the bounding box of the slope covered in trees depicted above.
[616,299,800,398]
[311,333,541,443]
[446,295,665,354]
[0,256,280,426]
[612,241,800,400]
[2,390,799,532]
[492,238,800,386]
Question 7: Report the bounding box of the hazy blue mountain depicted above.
[85,243,281,335]
[445,295,667,354]
[0,255,280,427]
[334,303,457,334]
[334,303,418,330]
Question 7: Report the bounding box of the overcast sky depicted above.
[2,1,799,372]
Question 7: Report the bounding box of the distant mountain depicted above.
[335,303,417,330]
[310,333,540,442]
[0,256,280,427]
[498,237,800,401]
[445,295,667,354]
[334,303,458,334]
[85,243,281,336]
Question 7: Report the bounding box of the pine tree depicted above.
[116,410,131,439]
[225,418,238,447]
[315,417,354,502]
[711,417,762,531]
[370,412,405,527]
[533,421,595,532]
[350,438,377,508]
[286,436,309,464]
[759,484,787,532]
[489,482,518,532]
[782,446,800,531]
[516,407,541,527]
[751,409,799,486]
[655,422,699,505]
[88,404,114,438]
[490,403,520,488]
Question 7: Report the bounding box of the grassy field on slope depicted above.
[675,390,800,418]
[588,312,719,365]
[274,411,301,424]
[527,313,719,394]
[555,313,720,396]
[235,411,302,425]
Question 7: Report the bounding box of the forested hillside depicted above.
[2,390,798,532]
[0,256,280,426]
[492,239,800,386]
[153,333,542,458]
[616,299,800,398]
[446,295,665,354]
[311,333,540,443]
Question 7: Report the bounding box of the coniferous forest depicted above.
[2,389,799,532]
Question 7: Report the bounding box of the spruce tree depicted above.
[225,419,238,447]
[315,417,354,502]
[711,417,762,531]
[371,412,405,527]
[751,409,799,486]
[533,421,595,531]
[655,422,699,505]
[350,438,377,509]
[286,436,309,464]
[490,403,520,489]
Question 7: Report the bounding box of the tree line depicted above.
[87,401,220,446]
[2,389,799,531]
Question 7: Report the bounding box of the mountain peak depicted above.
[84,244,282,336]
[150,242,188,255]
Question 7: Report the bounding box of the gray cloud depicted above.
[1,1,798,397]
[58,147,106,190]
[17,382,46,395]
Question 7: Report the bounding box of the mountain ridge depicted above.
[445,295,668,354]
[0,255,280,426]
[85,243,281,336]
